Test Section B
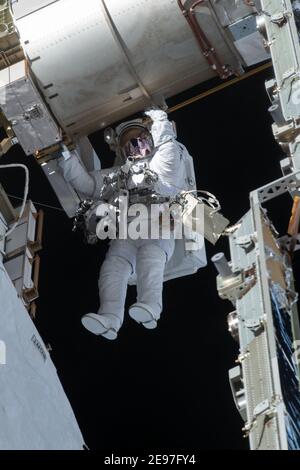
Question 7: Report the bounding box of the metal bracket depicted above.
[245,318,265,335]
[254,170,300,204]
[281,67,296,81]
[272,120,300,145]
[280,157,293,175]
[227,310,239,341]
[271,11,289,27]
[253,395,282,418]
[0,136,17,158]
[238,349,250,363]
[229,366,247,422]
[217,265,257,302]
[278,233,300,252]
[235,233,257,253]
[253,399,271,417]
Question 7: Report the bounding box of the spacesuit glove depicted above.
[144,109,168,122]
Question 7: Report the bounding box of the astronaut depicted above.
[59,109,191,340]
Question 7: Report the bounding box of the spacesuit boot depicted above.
[81,313,120,340]
[129,243,167,329]
[81,254,132,340]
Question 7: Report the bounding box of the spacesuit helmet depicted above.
[119,124,153,159]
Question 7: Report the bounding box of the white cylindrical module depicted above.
[11,0,250,137]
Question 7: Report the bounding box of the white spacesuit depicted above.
[59,110,190,340]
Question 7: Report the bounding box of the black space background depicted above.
[1,65,296,451]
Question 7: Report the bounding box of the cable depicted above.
[167,181,222,211]
[168,61,272,114]
[183,189,222,211]
[0,164,29,240]
[254,415,270,450]
[7,194,64,212]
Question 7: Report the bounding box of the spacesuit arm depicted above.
[145,109,176,147]
[58,149,102,199]
[146,109,183,197]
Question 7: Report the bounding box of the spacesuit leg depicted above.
[129,240,173,329]
[81,241,136,340]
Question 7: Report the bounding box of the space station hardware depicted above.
[0,60,62,155]
[213,175,300,450]
[211,0,300,449]
[179,190,230,245]
[211,252,232,277]
[0,185,84,449]
[0,182,15,228]
[8,0,252,137]
[2,199,44,318]
[0,0,270,218]
[0,145,84,449]
[0,162,43,319]
[256,0,300,175]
